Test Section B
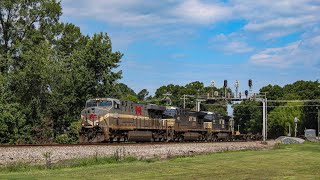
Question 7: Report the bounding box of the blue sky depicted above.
[61,0,320,95]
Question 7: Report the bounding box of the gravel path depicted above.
[0,141,276,166]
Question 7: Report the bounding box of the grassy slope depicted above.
[1,142,319,179]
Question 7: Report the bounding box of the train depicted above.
[79,97,259,143]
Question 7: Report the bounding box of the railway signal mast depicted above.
[248,79,253,96]
[224,80,228,98]
[198,79,268,143]
[210,80,215,97]
[235,80,239,98]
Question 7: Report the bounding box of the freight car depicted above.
[79,98,233,143]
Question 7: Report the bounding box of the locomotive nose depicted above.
[83,107,102,126]
[88,107,100,114]
[86,107,100,117]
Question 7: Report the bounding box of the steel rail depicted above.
[0,140,257,148]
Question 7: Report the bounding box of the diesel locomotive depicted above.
[79,97,234,143]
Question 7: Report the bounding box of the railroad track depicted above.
[0,141,273,166]
[0,140,254,148]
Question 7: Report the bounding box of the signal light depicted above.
[245,90,248,98]
[224,80,228,88]
[249,79,252,88]
[214,91,219,97]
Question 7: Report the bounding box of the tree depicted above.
[81,33,122,97]
[233,101,262,134]
[268,102,303,138]
[185,81,204,95]
[0,74,27,143]
[0,0,62,74]
[260,84,283,100]
[0,102,27,144]
[123,94,139,103]
[137,89,149,101]
[0,0,124,144]
[114,83,136,99]
[46,32,122,141]
[257,81,319,137]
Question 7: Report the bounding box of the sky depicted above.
[61,0,320,95]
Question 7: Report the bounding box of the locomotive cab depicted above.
[162,107,179,118]
[80,98,121,143]
[81,98,118,126]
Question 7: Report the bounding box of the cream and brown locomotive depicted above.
[79,98,234,143]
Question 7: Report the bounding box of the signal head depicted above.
[248,79,252,88]
[224,80,228,88]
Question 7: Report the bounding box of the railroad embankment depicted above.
[0,141,276,165]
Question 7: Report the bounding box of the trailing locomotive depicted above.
[79,98,233,143]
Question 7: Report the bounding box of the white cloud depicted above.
[223,41,253,54]
[62,0,231,27]
[171,0,231,25]
[232,0,320,39]
[250,33,320,68]
[250,42,300,67]
[210,33,253,54]
[62,0,320,32]
[61,0,320,67]
[244,16,317,31]
[61,0,320,45]
[61,0,232,48]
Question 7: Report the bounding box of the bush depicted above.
[55,134,70,144]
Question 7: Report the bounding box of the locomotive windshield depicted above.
[204,114,214,121]
[163,109,177,117]
[86,100,113,108]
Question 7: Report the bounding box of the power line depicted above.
[232,112,319,116]
[198,103,320,108]
[267,99,320,103]
[267,105,320,107]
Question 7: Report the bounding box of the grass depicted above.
[0,142,320,179]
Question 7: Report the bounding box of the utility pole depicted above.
[196,99,206,112]
[265,97,268,139]
[260,92,268,140]
[262,98,266,142]
[230,117,234,134]
[180,95,194,109]
[294,117,299,137]
[288,125,291,137]
[318,106,320,138]
[196,100,199,111]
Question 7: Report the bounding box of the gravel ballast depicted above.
[0,141,276,166]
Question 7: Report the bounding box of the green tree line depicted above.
[233,80,320,138]
[0,0,128,144]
